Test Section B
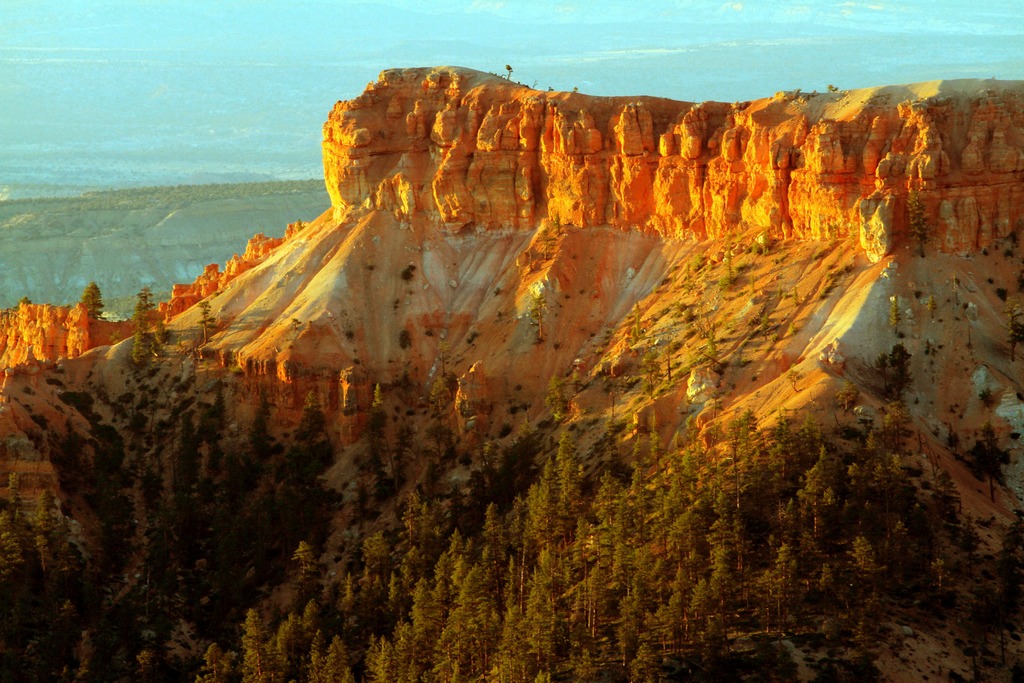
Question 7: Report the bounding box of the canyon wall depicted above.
[324,67,1024,261]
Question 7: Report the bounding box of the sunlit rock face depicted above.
[0,302,130,369]
[324,67,1024,261]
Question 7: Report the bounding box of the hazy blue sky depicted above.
[2,1,1022,195]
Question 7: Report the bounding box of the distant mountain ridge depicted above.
[0,180,328,315]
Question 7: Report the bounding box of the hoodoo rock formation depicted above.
[0,302,130,369]
[324,68,1024,261]
[159,223,304,319]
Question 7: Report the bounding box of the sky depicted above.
[1,0,1022,196]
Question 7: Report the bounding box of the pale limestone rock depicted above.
[687,366,718,403]
[996,393,1024,435]
[858,194,894,263]
[853,405,876,423]
[818,339,845,368]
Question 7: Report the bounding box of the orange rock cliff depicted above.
[126,67,1024,424]
[0,302,130,370]
[3,69,1023,514]
[324,67,1024,261]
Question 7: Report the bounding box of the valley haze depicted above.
[2,1,1022,197]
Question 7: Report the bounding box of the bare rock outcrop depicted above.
[454,361,491,432]
[339,366,372,444]
[0,302,131,369]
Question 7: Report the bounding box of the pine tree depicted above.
[629,642,661,683]
[369,384,389,472]
[908,190,929,257]
[971,422,1003,502]
[307,631,328,683]
[889,295,901,332]
[708,532,735,625]
[300,600,320,644]
[195,643,234,683]
[7,471,20,510]
[360,532,393,632]
[477,503,507,607]
[273,612,310,682]
[292,541,320,602]
[336,572,357,641]
[365,636,399,683]
[798,446,842,544]
[438,340,450,376]
[136,648,158,683]
[665,568,693,649]
[311,631,353,683]
[544,376,569,422]
[399,491,444,587]
[198,300,216,344]
[297,391,330,467]
[887,343,912,398]
[497,602,533,683]
[850,535,880,599]
[174,410,200,494]
[524,549,562,672]
[1006,298,1024,361]
[323,636,355,683]
[874,351,890,396]
[0,510,25,587]
[835,380,859,413]
[689,577,715,640]
[528,289,547,342]
[429,375,448,416]
[640,348,662,397]
[131,286,157,366]
[767,543,798,631]
[616,589,642,667]
[408,578,442,671]
[436,564,500,678]
[555,432,582,544]
[249,392,272,458]
[79,281,104,319]
[31,489,55,574]
[154,317,168,345]
[629,303,644,346]
[241,608,278,683]
[524,459,559,554]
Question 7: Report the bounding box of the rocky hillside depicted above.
[1,67,1024,681]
